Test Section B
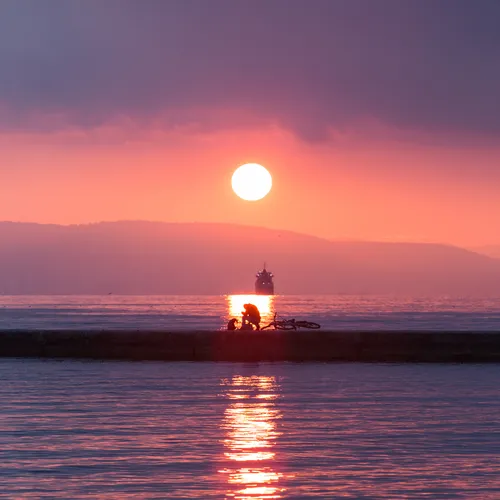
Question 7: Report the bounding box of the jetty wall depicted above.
[1,330,500,362]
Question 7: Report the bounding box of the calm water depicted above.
[1,295,500,330]
[0,360,499,498]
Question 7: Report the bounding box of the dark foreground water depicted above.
[0,360,499,498]
[1,295,500,330]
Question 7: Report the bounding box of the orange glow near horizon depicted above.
[1,125,500,247]
[227,295,275,325]
[219,375,287,499]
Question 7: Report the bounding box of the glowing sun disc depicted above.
[232,163,272,201]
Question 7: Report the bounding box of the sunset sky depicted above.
[1,0,499,247]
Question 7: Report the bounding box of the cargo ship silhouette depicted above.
[255,265,274,295]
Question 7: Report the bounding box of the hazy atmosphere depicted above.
[2,3,500,499]
[1,221,500,295]
[1,0,499,248]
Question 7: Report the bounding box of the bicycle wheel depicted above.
[295,321,321,329]
[275,322,297,330]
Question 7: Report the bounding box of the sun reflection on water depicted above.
[226,295,275,325]
[219,375,285,499]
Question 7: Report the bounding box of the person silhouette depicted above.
[242,303,261,330]
[227,318,238,330]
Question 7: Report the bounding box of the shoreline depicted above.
[1,330,500,362]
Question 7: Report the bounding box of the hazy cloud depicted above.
[1,0,500,140]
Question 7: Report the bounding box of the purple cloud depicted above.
[0,0,499,140]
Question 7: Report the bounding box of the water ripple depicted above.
[1,294,500,331]
[0,361,499,498]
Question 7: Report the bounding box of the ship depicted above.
[255,264,275,295]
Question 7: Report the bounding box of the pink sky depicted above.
[1,124,499,248]
[1,2,500,248]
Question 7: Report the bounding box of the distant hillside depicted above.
[0,221,499,296]
[472,246,500,259]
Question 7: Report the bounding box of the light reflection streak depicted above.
[226,295,275,326]
[220,376,285,499]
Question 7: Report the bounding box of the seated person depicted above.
[242,303,261,330]
[227,318,238,330]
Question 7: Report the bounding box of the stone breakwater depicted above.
[1,330,500,362]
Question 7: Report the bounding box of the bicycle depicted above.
[261,313,321,331]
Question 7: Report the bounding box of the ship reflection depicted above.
[226,295,275,325]
[219,375,284,499]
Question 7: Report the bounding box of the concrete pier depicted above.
[0,330,500,362]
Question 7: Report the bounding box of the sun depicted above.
[232,163,272,201]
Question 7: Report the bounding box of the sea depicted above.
[1,294,500,331]
[1,295,500,498]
